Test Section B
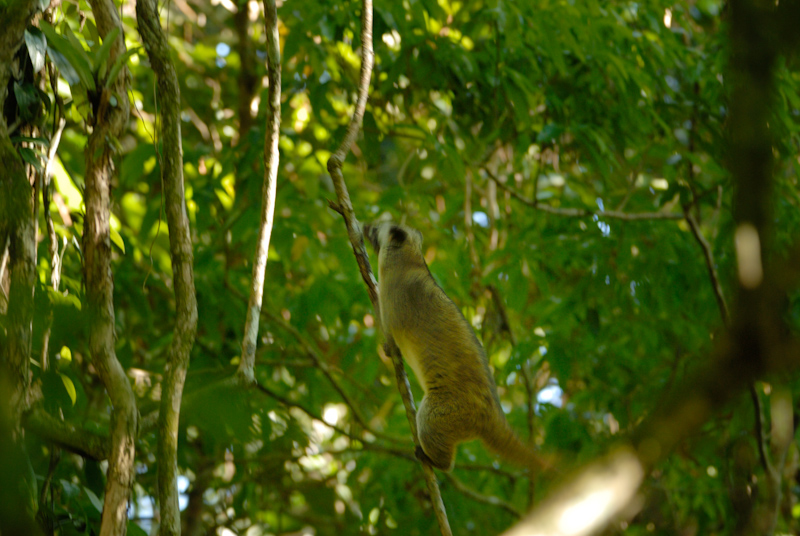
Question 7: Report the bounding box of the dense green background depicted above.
[7,0,800,534]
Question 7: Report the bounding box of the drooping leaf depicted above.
[18,147,43,171]
[24,27,47,72]
[93,26,119,74]
[105,46,139,88]
[39,20,96,91]
[59,373,77,405]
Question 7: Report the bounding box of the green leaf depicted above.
[110,228,126,253]
[40,20,96,92]
[537,123,563,144]
[363,111,381,166]
[93,27,119,77]
[46,47,81,86]
[83,487,104,512]
[24,27,47,72]
[48,287,82,310]
[105,46,139,88]
[19,147,43,171]
[11,136,50,147]
[127,521,148,536]
[13,81,41,122]
[59,373,77,405]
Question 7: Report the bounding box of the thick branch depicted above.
[136,1,199,534]
[237,0,281,383]
[324,2,451,535]
[84,2,138,535]
[0,0,38,432]
[25,409,111,460]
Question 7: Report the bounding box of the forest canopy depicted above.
[1,0,800,535]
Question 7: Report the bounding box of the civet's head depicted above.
[363,221,424,258]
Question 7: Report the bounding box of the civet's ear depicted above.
[388,224,408,245]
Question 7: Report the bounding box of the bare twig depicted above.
[237,0,281,383]
[443,473,522,518]
[226,280,403,443]
[487,170,683,221]
[136,0,199,533]
[324,2,451,534]
[253,382,389,447]
[750,386,770,473]
[259,307,403,443]
[683,210,730,325]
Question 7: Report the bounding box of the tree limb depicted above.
[83,2,139,534]
[136,1,199,534]
[237,0,281,383]
[24,408,111,460]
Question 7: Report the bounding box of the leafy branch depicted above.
[485,168,684,221]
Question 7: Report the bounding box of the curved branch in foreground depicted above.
[136,1,199,534]
[324,2,451,535]
[487,170,684,221]
[84,1,139,534]
[237,0,281,383]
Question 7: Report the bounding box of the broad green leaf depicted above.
[93,26,119,70]
[59,346,72,364]
[13,81,41,122]
[110,228,126,253]
[11,136,50,147]
[18,147,43,171]
[39,21,96,92]
[105,46,139,88]
[59,373,77,405]
[24,27,47,72]
[83,488,104,512]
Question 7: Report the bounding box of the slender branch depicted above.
[225,280,403,443]
[683,210,730,326]
[253,382,389,447]
[237,0,281,383]
[83,2,138,534]
[324,2,451,535]
[136,0,199,534]
[443,473,522,518]
[750,385,770,473]
[259,307,403,443]
[487,170,684,221]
